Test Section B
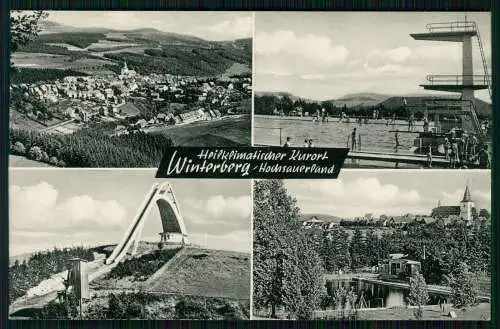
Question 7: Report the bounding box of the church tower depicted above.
[459,183,475,222]
[121,61,129,76]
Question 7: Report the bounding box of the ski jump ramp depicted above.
[105,182,189,265]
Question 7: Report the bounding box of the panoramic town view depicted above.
[9,170,251,319]
[254,12,491,169]
[9,11,252,168]
[253,171,490,320]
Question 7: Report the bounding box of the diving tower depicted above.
[410,19,491,136]
[410,20,491,100]
[105,182,189,265]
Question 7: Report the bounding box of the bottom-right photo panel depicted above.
[252,171,491,320]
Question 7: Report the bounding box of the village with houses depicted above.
[301,184,489,231]
[10,61,252,136]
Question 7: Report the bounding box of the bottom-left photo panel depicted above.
[8,169,252,320]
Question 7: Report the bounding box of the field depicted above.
[11,52,115,70]
[10,110,46,130]
[9,155,53,167]
[152,115,251,146]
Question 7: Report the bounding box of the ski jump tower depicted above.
[410,19,491,136]
[105,182,189,265]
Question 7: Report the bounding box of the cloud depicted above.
[256,30,349,65]
[203,16,252,40]
[367,47,413,64]
[183,195,251,229]
[189,230,251,253]
[10,182,127,232]
[441,188,491,209]
[286,178,421,217]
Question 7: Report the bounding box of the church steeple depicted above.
[461,183,472,203]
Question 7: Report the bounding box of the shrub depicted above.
[11,141,26,155]
[28,146,43,161]
[49,156,59,166]
[41,151,50,163]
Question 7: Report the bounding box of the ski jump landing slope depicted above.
[106,182,189,265]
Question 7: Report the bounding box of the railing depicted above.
[425,21,477,33]
[425,74,491,86]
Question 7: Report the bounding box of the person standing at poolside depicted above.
[394,132,401,153]
[423,116,429,132]
[445,138,451,161]
[478,145,490,169]
[283,137,291,148]
[351,128,357,151]
[426,145,433,168]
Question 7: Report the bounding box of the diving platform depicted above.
[347,150,448,166]
[420,75,490,92]
[410,21,477,42]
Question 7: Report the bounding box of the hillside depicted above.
[13,21,252,78]
[379,95,492,117]
[255,91,492,118]
[327,92,391,108]
[254,91,316,103]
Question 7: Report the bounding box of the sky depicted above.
[41,11,252,41]
[9,170,251,256]
[255,12,491,102]
[284,170,490,218]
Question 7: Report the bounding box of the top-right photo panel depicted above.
[253,12,491,169]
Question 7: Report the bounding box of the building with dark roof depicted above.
[430,184,476,223]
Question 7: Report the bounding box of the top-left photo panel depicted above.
[9,11,253,168]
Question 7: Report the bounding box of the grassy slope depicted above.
[353,303,490,320]
[144,248,250,300]
[9,155,53,168]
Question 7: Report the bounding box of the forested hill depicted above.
[254,92,492,119]
[15,21,252,77]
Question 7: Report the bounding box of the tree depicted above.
[349,229,366,269]
[253,180,325,320]
[11,11,48,53]
[323,227,351,272]
[253,180,301,317]
[478,209,490,219]
[28,145,43,161]
[364,229,380,266]
[293,233,326,319]
[450,262,478,309]
[407,272,429,319]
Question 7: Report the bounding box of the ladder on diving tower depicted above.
[474,23,492,99]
